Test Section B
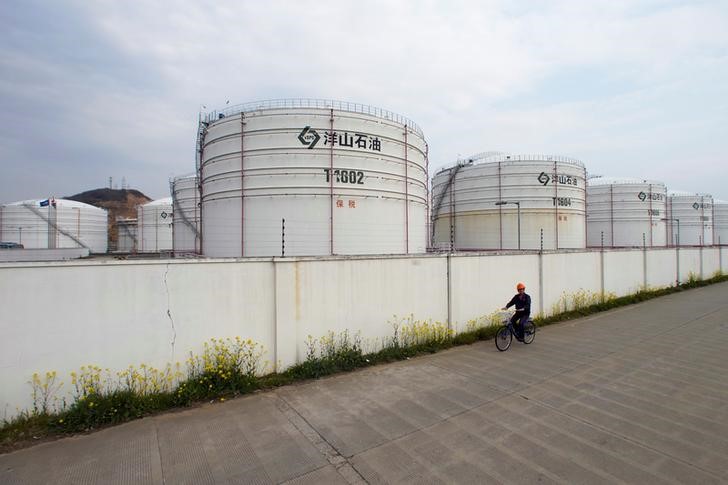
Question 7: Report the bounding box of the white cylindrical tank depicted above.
[171,174,200,255]
[431,154,586,250]
[714,200,728,246]
[666,191,713,246]
[0,198,107,252]
[116,218,137,253]
[586,177,667,247]
[137,197,173,253]
[199,99,428,257]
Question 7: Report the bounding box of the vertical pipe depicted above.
[643,233,647,289]
[712,202,716,247]
[648,184,653,247]
[701,196,705,247]
[425,143,430,250]
[446,253,452,330]
[538,248,544,316]
[676,245,680,285]
[449,172,455,251]
[195,175,200,255]
[140,206,144,252]
[600,240,605,302]
[404,124,409,254]
[171,181,176,256]
[498,162,503,249]
[329,109,334,255]
[609,184,614,247]
[198,129,205,256]
[517,202,521,250]
[666,197,671,246]
[583,173,588,249]
[240,112,245,257]
[554,162,559,249]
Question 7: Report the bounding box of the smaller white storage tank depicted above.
[431,153,586,250]
[171,174,200,255]
[666,191,713,246]
[137,197,173,253]
[713,200,728,246]
[586,177,667,247]
[0,198,107,252]
[116,218,137,252]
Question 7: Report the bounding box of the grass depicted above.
[3,273,728,452]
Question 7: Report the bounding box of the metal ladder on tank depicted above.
[170,181,201,243]
[430,161,469,245]
[22,203,90,250]
[118,221,138,251]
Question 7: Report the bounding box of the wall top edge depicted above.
[1,247,721,270]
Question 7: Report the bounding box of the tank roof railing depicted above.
[587,176,666,186]
[203,98,424,137]
[667,190,713,198]
[434,153,585,175]
[466,152,585,168]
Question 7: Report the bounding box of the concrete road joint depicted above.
[420,303,728,482]
[274,393,368,485]
[522,393,726,482]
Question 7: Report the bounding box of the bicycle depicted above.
[495,310,536,351]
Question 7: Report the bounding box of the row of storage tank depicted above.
[1,99,727,255]
[0,197,176,254]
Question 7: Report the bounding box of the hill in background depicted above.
[66,188,152,248]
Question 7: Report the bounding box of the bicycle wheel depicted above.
[522,321,536,344]
[495,326,512,351]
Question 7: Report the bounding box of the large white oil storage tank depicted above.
[714,200,728,246]
[586,177,667,247]
[198,99,428,257]
[116,218,137,252]
[0,198,107,252]
[171,174,200,255]
[666,191,713,246]
[137,197,173,253]
[431,153,586,250]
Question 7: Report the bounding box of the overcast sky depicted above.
[1,0,727,203]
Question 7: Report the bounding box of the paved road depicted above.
[2,282,728,484]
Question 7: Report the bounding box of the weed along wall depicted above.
[1,247,727,419]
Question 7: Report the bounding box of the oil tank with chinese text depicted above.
[586,177,667,247]
[198,99,428,257]
[431,153,586,250]
[714,200,728,246]
[137,197,173,253]
[171,174,200,255]
[666,191,713,246]
[0,198,107,252]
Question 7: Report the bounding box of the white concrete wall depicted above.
[1,247,726,420]
[449,253,540,325]
[646,249,678,288]
[678,249,702,282]
[0,259,276,420]
[604,249,645,296]
[541,251,601,314]
[274,256,448,366]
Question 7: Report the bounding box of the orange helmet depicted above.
[516,282,525,290]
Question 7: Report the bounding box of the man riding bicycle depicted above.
[503,282,531,340]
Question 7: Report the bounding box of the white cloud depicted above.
[1,0,727,202]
